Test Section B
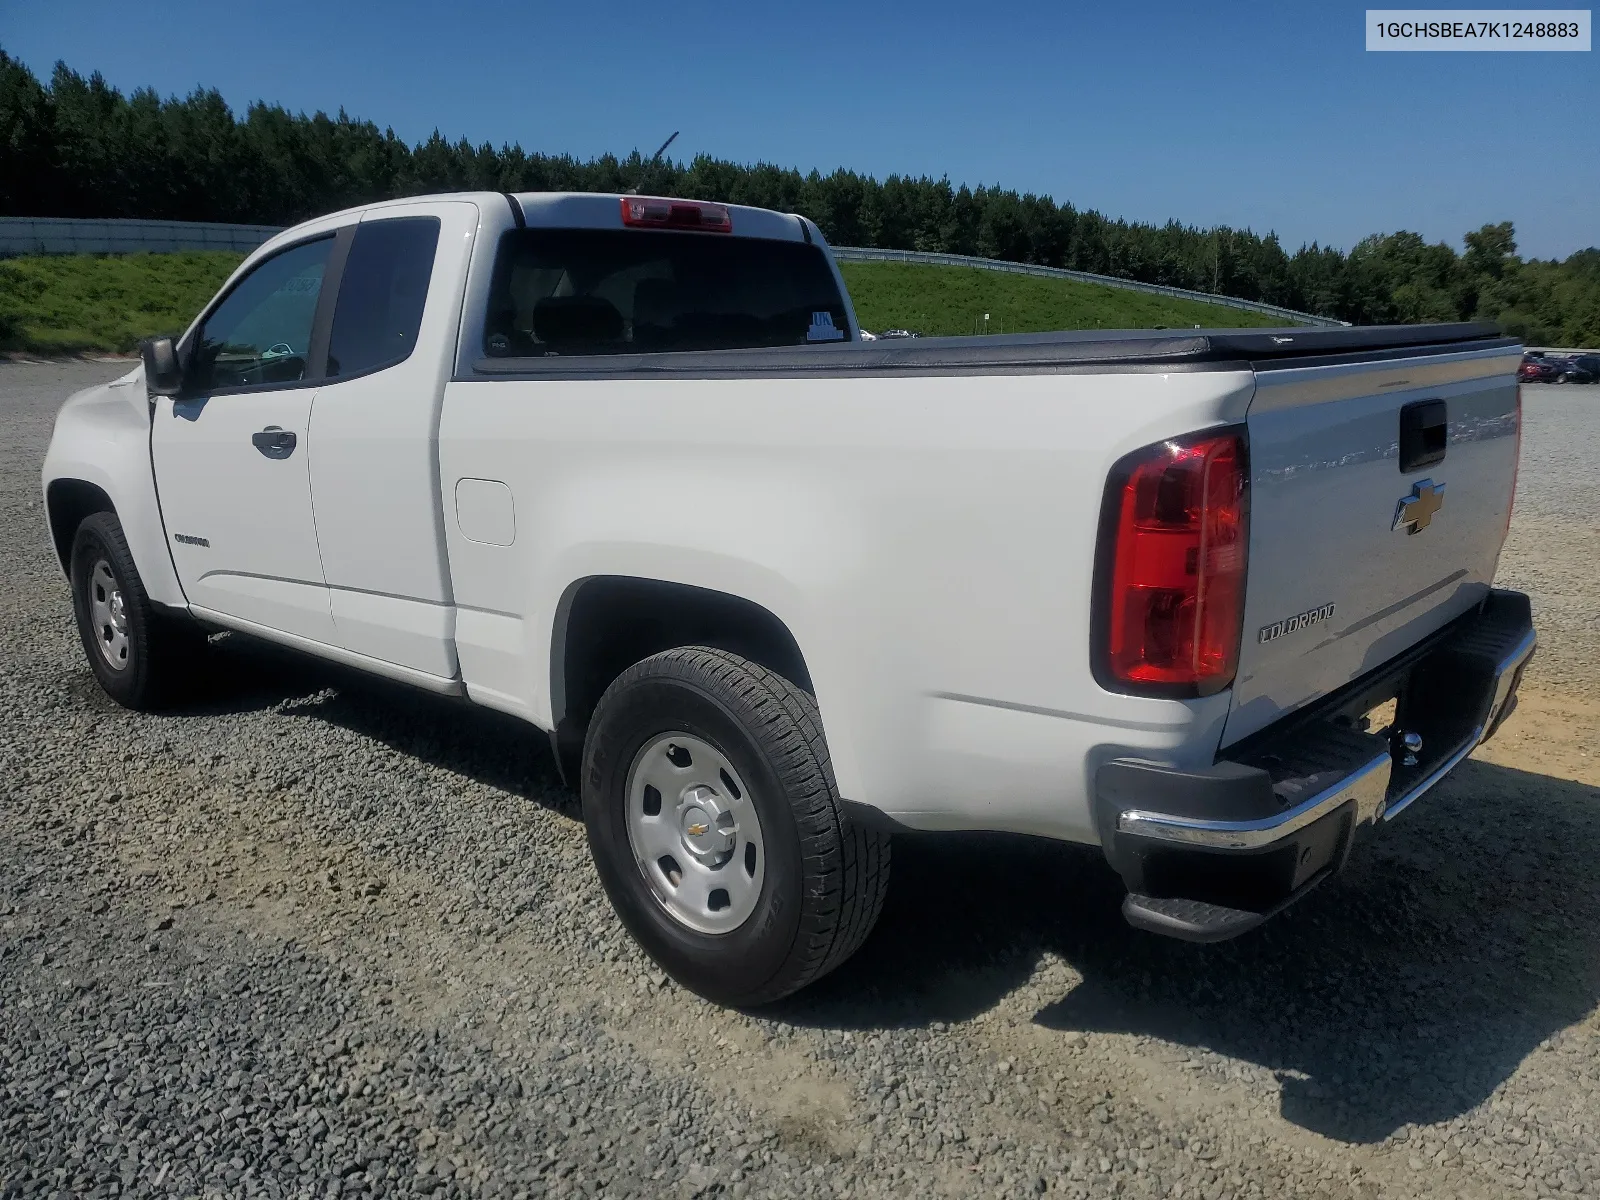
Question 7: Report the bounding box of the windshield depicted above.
[481,228,851,356]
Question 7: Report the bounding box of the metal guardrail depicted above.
[0,215,1346,328]
[830,246,1349,328]
[0,216,281,256]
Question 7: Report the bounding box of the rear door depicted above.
[152,234,339,645]
[1222,341,1522,746]
[306,202,477,680]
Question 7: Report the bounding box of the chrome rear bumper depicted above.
[1095,589,1535,941]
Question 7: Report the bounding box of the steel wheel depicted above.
[70,511,207,710]
[624,732,765,935]
[583,647,891,1005]
[88,558,130,671]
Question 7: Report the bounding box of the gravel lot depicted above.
[2,364,1597,1200]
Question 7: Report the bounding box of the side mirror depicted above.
[140,336,183,396]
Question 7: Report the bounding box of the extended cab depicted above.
[42,192,1534,1004]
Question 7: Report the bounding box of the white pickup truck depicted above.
[42,191,1535,1005]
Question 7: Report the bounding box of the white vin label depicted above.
[1367,9,1590,50]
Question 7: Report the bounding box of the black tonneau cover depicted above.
[468,322,1514,380]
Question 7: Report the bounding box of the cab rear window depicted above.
[480,228,851,357]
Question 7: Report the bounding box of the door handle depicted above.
[251,426,297,459]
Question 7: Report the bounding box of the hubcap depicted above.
[624,733,765,935]
[88,559,130,671]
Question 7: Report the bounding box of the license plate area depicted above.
[1256,630,1496,807]
[1220,591,1533,815]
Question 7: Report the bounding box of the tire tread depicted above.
[595,645,890,1004]
[71,511,203,710]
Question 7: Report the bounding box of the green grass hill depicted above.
[840,260,1285,336]
[0,251,1287,357]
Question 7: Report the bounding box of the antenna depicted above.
[650,130,680,164]
[627,131,680,195]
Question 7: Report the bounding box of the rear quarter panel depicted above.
[439,366,1254,840]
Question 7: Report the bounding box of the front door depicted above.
[152,234,339,645]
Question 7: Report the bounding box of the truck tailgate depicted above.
[1221,338,1522,747]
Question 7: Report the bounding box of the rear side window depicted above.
[327,217,441,378]
[481,228,851,357]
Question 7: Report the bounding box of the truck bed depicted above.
[468,322,1514,378]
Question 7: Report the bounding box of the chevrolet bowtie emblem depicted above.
[685,822,709,837]
[1393,479,1446,535]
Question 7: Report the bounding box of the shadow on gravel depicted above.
[775,758,1600,1145]
[168,634,571,813]
[151,639,1600,1144]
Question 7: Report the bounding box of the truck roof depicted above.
[257,191,818,251]
[509,192,816,243]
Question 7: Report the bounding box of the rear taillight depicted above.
[619,196,733,233]
[1099,430,1249,695]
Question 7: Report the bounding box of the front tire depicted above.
[69,511,203,710]
[581,646,890,1006]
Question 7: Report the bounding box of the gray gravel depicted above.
[1493,383,1600,700]
[2,362,1598,1200]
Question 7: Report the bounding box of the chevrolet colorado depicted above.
[41,191,1534,1004]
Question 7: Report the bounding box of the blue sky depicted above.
[6,0,1597,259]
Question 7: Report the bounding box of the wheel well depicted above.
[45,479,114,575]
[552,576,813,773]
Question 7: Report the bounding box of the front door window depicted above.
[189,237,333,393]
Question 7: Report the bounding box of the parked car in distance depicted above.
[878,328,920,339]
[1519,354,1560,383]
[1557,354,1598,384]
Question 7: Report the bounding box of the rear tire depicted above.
[69,511,205,710]
[581,646,890,1006]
